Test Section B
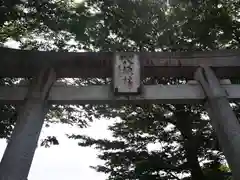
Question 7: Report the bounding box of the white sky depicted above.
[0,118,113,180]
[74,0,85,3]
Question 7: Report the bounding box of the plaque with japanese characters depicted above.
[113,53,141,95]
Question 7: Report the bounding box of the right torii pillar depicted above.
[195,66,240,180]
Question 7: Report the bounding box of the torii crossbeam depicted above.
[1,46,240,78]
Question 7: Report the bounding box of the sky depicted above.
[0,118,114,180]
[74,0,85,3]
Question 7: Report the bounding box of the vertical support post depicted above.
[0,68,56,180]
[195,66,240,180]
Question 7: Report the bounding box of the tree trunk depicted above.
[184,137,205,180]
[175,108,205,180]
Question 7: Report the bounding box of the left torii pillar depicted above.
[0,68,56,180]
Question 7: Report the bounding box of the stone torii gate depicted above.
[0,47,240,180]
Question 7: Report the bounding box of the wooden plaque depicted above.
[113,53,141,95]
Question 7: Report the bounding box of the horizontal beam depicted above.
[1,47,240,78]
[1,84,240,104]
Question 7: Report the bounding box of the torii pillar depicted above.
[195,66,240,180]
[0,68,56,180]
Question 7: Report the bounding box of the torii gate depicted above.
[0,47,240,180]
